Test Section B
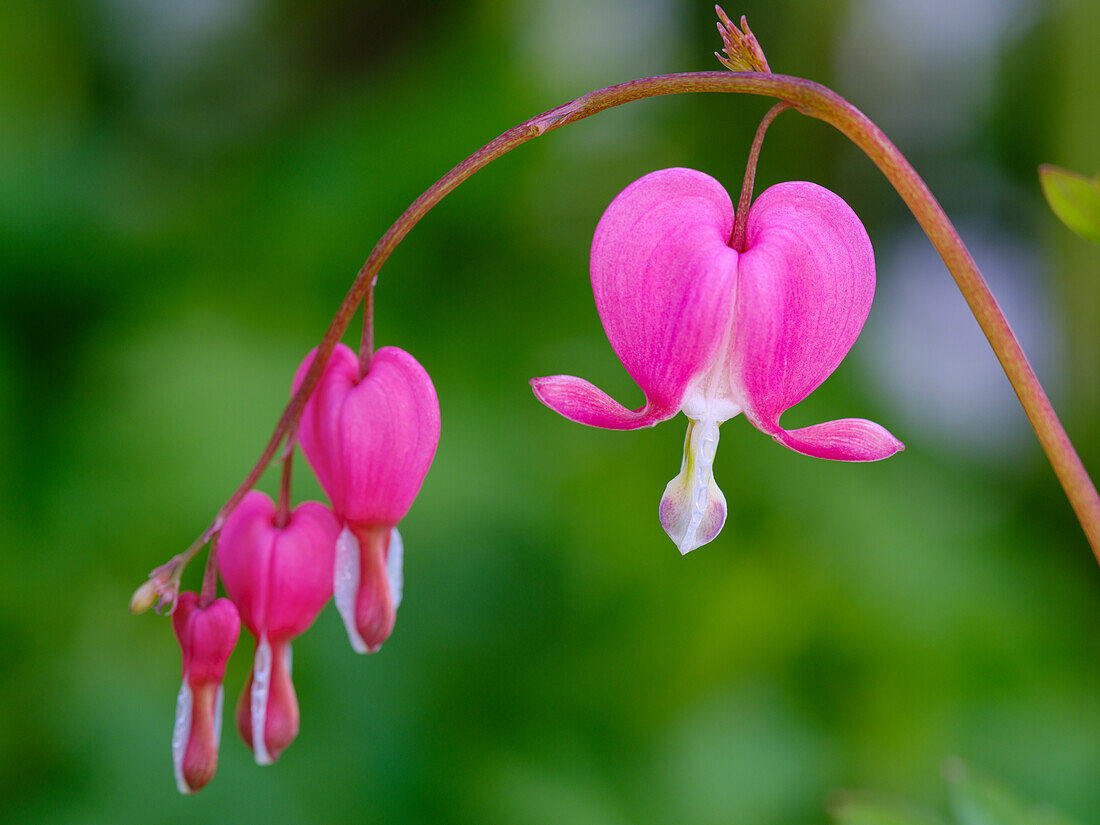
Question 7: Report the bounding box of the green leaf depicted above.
[1029,806,1087,825]
[943,758,1033,825]
[1039,164,1100,244]
[828,790,947,825]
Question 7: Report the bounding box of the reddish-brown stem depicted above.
[358,276,376,378]
[199,534,220,608]
[275,450,293,529]
[176,71,1099,571]
[197,265,364,544]
[731,101,792,251]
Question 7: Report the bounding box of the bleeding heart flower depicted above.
[531,167,902,554]
[293,344,440,654]
[171,591,240,794]
[217,490,339,764]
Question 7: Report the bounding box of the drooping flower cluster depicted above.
[166,342,439,792]
[531,167,902,553]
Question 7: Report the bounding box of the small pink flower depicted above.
[171,591,240,794]
[532,168,902,553]
[217,490,339,764]
[293,344,440,653]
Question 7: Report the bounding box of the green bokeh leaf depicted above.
[1028,806,1087,825]
[828,790,947,825]
[1039,164,1100,244]
[944,759,1034,825]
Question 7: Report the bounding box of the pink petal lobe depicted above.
[529,375,674,429]
[533,168,739,427]
[266,502,338,640]
[172,592,240,686]
[214,492,275,637]
[730,181,876,426]
[770,417,904,462]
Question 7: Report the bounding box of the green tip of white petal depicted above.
[659,418,727,554]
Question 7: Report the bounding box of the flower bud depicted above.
[129,578,161,614]
[171,591,240,794]
[294,344,438,653]
[217,490,338,763]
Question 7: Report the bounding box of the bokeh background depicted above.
[2,0,1099,823]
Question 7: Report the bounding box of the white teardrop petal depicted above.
[171,680,193,794]
[334,524,368,653]
[659,418,727,554]
[386,527,404,610]
[250,635,273,766]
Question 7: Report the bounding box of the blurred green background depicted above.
[2,1,1099,823]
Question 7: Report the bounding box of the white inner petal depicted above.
[684,418,719,550]
[250,635,273,766]
[334,525,368,654]
[661,417,728,554]
[386,527,404,611]
[680,386,740,423]
[171,679,193,794]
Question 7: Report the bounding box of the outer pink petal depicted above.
[730,181,900,460]
[529,375,672,429]
[772,418,904,461]
[533,168,739,428]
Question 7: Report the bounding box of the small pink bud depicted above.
[171,591,240,794]
[217,490,339,764]
[294,344,438,653]
[132,559,182,615]
[130,578,161,614]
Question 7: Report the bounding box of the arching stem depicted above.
[275,450,293,530]
[198,534,220,608]
[358,276,376,378]
[173,71,1100,569]
[731,101,792,251]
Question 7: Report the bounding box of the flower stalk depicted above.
[358,276,376,378]
[275,451,293,530]
[157,70,1100,579]
[732,100,792,251]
